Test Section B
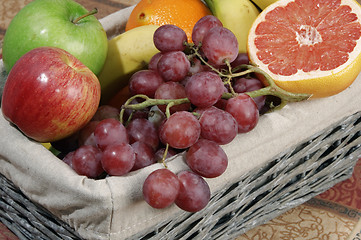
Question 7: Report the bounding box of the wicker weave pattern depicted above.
[0,112,360,240]
[0,176,83,240]
[132,112,361,240]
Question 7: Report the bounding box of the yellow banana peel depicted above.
[41,142,52,149]
[204,0,260,53]
[251,0,279,10]
[97,25,160,104]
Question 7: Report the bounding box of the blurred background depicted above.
[0,0,140,42]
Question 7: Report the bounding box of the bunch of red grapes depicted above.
[56,15,266,213]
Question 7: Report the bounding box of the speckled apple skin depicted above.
[1,47,101,142]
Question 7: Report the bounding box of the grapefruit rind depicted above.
[247,0,361,98]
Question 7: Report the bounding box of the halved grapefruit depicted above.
[247,0,361,98]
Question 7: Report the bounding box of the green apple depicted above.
[2,0,108,75]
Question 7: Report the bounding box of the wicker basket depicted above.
[1,111,360,240]
[1,6,361,240]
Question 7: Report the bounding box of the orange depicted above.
[247,0,361,98]
[125,0,212,42]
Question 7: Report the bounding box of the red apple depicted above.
[1,47,101,142]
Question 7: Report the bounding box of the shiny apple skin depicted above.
[2,0,108,75]
[1,47,101,143]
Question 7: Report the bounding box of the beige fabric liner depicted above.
[1,6,361,240]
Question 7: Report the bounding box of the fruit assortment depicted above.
[204,0,260,53]
[125,0,212,42]
[1,0,361,214]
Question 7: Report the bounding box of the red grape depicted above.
[192,15,223,46]
[154,147,178,163]
[213,85,230,110]
[231,53,250,68]
[131,141,156,171]
[233,77,266,110]
[159,111,201,149]
[129,69,164,98]
[197,106,238,145]
[186,139,228,178]
[154,82,191,113]
[72,145,104,178]
[185,71,224,108]
[189,58,206,75]
[175,171,211,212]
[62,151,74,167]
[157,51,190,82]
[92,105,120,121]
[101,143,135,176]
[126,118,159,150]
[153,25,187,52]
[148,52,163,71]
[94,118,129,151]
[179,76,191,87]
[143,168,180,209]
[121,98,149,123]
[225,94,259,133]
[201,26,239,66]
[78,121,99,147]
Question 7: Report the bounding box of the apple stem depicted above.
[72,8,98,24]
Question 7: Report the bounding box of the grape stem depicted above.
[223,65,312,110]
[188,43,312,111]
[120,45,312,118]
[120,96,178,169]
[119,94,189,124]
[161,144,170,168]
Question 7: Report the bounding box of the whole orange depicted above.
[125,0,212,42]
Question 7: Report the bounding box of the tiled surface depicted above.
[1,1,361,239]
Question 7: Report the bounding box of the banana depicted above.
[97,25,160,104]
[41,142,52,149]
[204,0,260,53]
[251,0,279,10]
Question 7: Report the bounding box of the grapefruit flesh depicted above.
[248,0,361,98]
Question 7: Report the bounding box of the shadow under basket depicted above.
[1,111,360,240]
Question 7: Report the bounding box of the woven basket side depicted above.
[0,174,83,240]
[130,112,361,240]
[1,112,360,240]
